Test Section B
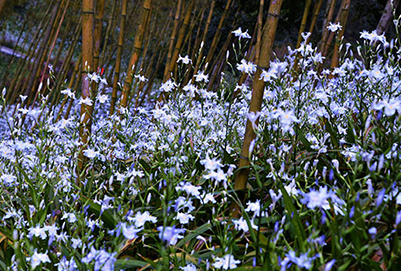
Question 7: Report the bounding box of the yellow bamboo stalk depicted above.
[163,0,182,81]
[330,0,351,71]
[255,0,264,64]
[56,53,81,122]
[110,0,127,115]
[319,0,337,54]
[232,0,284,216]
[78,0,95,176]
[191,0,215,84]
[166,0,195,80]
[119,0,151,110]
[93,0,105,71]
[31,0,70,110]
[22,0,61,104]
[204,0,233,67]
[306,0,324,44]
[5,3,52,111]
[296,0,312,49]
[99,0,117,68]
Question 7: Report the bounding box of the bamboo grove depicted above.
[0,0,400,180]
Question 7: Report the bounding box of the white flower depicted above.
[245,200,261,214]
[60,88,75,99]
[86,72,100,83]
[360,30,386,43]
[135,74,148,82]
[1,174,17,186]
[122,223,142,239]
[180,263,197,271]
[194,70,209,83]
[28,225,47,240]
[78,97,93,106]
[237,59,256,75]
[128,211,157,228]
[83,148,98,159]
[200,154,223,171]
[233,217,258,232]
[175,212,195,224]
[327,22,342,32]
[213,254,240,270]
[231,27,251,39]
[97,94,109,104]
[177,54,192,64]
[28,250,51,269]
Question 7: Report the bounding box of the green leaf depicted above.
[346,119,356,144]
[84,199,116,229]
[322,117,339,149]
[298,130,313,152]
[114,258,148,269]
[176,222,210,247]
[233,266,263,270]
[278,184,306,250]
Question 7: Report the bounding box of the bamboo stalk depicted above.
[232,0,284,217]
[306,0,324,44]
[119,0,152,110]
[93,0,105,72]
[319,0,337,54]
[376,0,400,35]
[296,0,312,48]
[158,0,195,103]
[255,0,264,64]
[110,0,127,115]
[183,2,207,86]
[0,0,6,16]
[31,0,70,110]
[78,0,95,176]
[5,3,52,111]
[204,0,233,68]
[191,0,215,84]
[330,0,351,71]
[56,53,81,122]
[47,16,82,116]
[99,0,118,68]
[22,1,61,104]
[53,18,72,74]
[163,0,182,81]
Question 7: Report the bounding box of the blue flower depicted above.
[157,225,186,246]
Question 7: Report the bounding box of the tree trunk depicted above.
[232,0,284,217]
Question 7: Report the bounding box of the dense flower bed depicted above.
[1,25,401,270]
